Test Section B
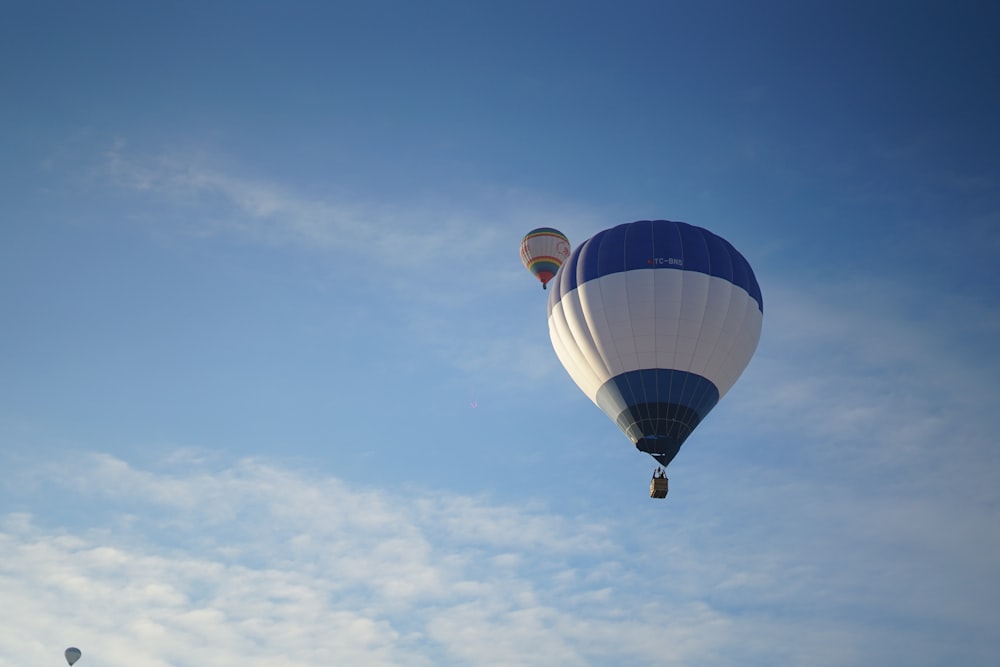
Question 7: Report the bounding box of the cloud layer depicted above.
[0,454,699,667]
[3,442,999,667]
[101,143,601,280]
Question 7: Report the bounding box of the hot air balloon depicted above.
[520,228,571,289]
[547,220,762,496]
[65,647,82,666]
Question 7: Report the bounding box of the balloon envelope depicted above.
[65,647,82,665]
[520,227,571,289]
[547,220,762,467]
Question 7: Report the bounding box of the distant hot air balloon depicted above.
[547,220,762,495]
[520,228,571,289]
[65,647,82,666]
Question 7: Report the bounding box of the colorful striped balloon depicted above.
[547,220,763,469]
[520,228,571,289]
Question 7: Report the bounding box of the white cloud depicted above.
[101,143,599,277]
[0,455,635,667]
[104,142,477,263]
[3,446,998,667]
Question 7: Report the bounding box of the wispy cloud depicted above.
[4,447,998,667]
[102,142,599,275]
[104,142,487,264]
[0,454,697,667]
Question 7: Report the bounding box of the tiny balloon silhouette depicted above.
[65,647,82,666]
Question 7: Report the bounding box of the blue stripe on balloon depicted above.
[594,368,721,467]
[595,369,720,427]
[548,220,763,317]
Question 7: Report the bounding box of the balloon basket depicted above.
[649,476,669,499]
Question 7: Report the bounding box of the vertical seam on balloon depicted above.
[704,266,741,390]
[591,240,619,430]
[681,232,712,433]
[589,237,624,410]
[690,277,731,416]
[632,222,654,443]
[619,224,644,441]
[569,291,604,401]
[640,222,657,440]
[650,222,661,447]
[715,289,756,398]
[706,243,739,389]
[702,278,737,408]
[673,226,700,437]
[581,282,614,381]
[592,235,612,375]
[551,294,598,402]
[559,238,598,390]
[574,235,613,383]
[625,221,659,444]
[719,298,755,397]
[667,223,683,433]
[570,287,609,393]
[548,250,590,402]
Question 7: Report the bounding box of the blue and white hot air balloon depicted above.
[547,220,762,489]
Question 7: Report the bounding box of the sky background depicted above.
[2,1,999,665]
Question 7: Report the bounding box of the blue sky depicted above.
[2,1,999,665]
